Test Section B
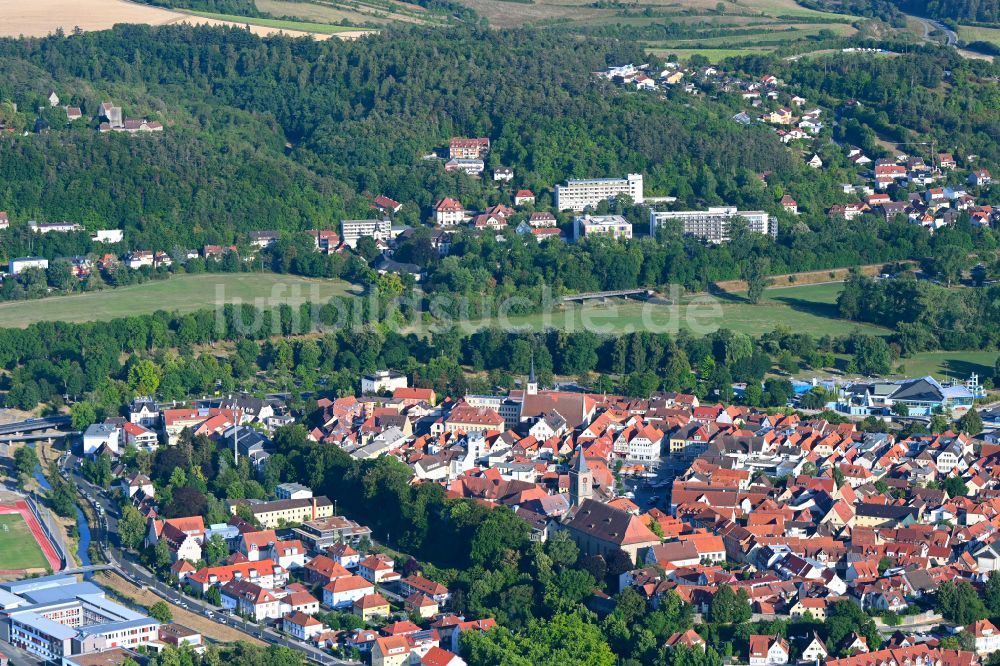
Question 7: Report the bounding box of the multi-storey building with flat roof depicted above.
[340,219,392,248]
[649,207,773,243]
[573,215,633,241]
[555,174,644,211]
[0,577,159,661]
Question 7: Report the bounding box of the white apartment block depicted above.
[573,215,633,241]
[555,174,644,211]
[340,219,392,248]
[650,207,774,243]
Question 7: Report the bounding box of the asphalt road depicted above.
[63,455,357,666]
[914,15,959,46]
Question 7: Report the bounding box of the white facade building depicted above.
[555,174,644,211]
[340,219,392,248]
[9,257,49,275]
[650,207,774,243]
[361,370,408,394]
[82,423,121,456]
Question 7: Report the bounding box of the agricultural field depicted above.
[256,0,447,26]
[433,282,890,338]
[957,24,1000,46]
[179,10,376,34]
[452,0,857,36]
[0,514,49,572]
[0,273,355,329]
[0,0,371,39]
[643,21,855,51]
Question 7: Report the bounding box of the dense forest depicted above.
[899,0,1000,23]
[0,24,789,248]
[0,28,996,294]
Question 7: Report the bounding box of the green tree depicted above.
[118,504,147,550]
[935,581,988,625]
[958,409,983,435]
[128,359,161,396]
[13,445,38,484]
[149,601,173,623]
[470,506,530,568]
[71,401,98,430]
[461,613,615,666]
[852,334,892,376]
[942,476,968,498]
[741,256,773,305]
[984,572,1000,616]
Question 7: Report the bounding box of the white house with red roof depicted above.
[323,575,374,609]
[749,635,789,666]
[239,530,278,562]
[359,554,398,583]
[434,198,466,226]
[282,611,323,641]
[221,579,281,621]
[421,646,466,666]
[146,516,205,562]
[373,195,402,214]
[969,619,1000,655]
[514,190,535,206]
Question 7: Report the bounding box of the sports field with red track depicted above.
[0,501,60,573]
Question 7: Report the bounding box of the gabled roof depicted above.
[562,499,660,546]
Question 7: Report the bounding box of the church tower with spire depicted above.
[526,354,538,396]
[569,448,592,507]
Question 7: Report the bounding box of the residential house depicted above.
[373,635,411,666]
[969,170,992,186]
[221,580,281,621]
[353,593,391,622]
[449,138,490,159]
[781,195,798,215]
[749,635,789,666]
[146,516,205,562]
[282,612,323,641]
[434,198,465,226]
[969,619,1000,655]
[514,190,535,206]
[400,575,450,605]
[493,167,514,182]
[322,575,374,609]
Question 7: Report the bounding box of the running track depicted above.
[0,500,62,572]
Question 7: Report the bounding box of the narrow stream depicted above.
[30,448,92,571]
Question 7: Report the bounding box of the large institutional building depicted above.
[0,575,159,661]
[649,207,774,243]
[554,174,644,211]
[340,219,392,248]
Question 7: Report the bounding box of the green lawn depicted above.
[419,283,890,338]
[957,24,1000,46]
[181,10,365,33]
[0,514,49,571]
[0,273,355,329]
[895,350,999,382]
